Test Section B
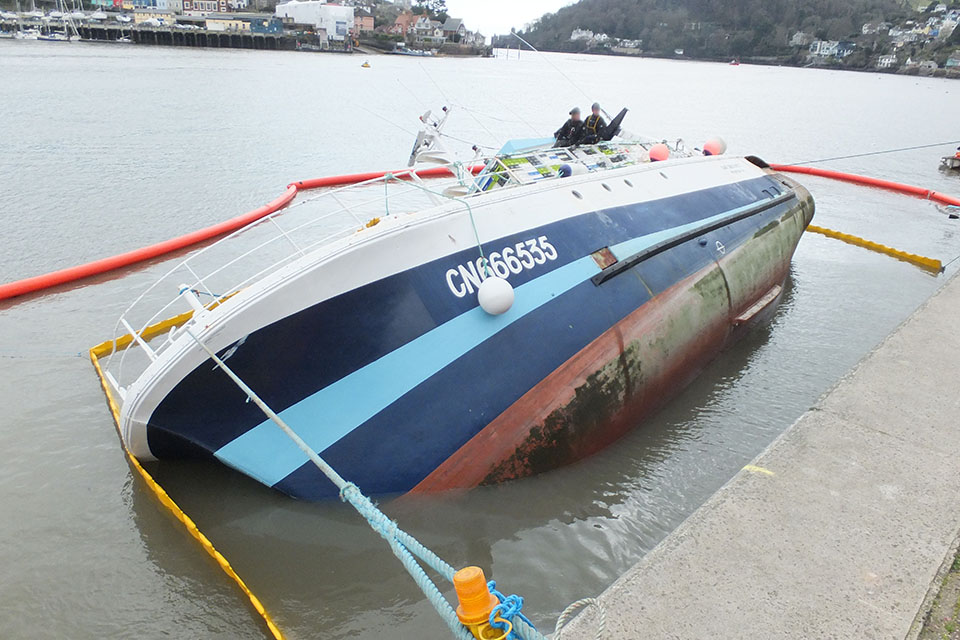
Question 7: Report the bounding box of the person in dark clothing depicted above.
[581,102,607,144]
[554,107,584,147]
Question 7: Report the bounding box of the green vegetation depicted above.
[918,544,960,640]
[502,0,959,69]
[411,0,448,23]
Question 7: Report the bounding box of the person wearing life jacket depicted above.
[554,107,585,147]
[581,102,607,144]
[955,146,960,159]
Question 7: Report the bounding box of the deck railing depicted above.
[102,141,661,395]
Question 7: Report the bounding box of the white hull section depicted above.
[118,155,771,459]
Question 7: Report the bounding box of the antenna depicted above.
[407,106,454,166]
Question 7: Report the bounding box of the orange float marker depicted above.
[648,143,670,162]
[453,566,510,640]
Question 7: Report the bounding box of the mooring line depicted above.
[184,329,549,640]
[778,140,960,166]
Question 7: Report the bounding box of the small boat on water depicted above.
[389,43,433,56]
[98,108,814,500]
[361,60,371,68]
[942,155,960,171]
[37,29,69,40]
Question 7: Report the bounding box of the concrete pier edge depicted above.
[906,526,960,640]
[562,271,960,639]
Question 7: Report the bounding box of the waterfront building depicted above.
[274,0,353,41]
[877,54,898,69]
[809,40,839,57]
[388,10,415,36]
[570,28,593,41]
[132,8,175,23]
[205,14,249,31]
[441,16,464,42]
[354,8,372,33]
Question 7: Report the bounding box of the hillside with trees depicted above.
[502,0,930,62]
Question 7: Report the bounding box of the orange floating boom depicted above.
[10,163,951,303]
[0,165,481,303]
[770,164,960,208]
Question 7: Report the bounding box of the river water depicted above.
[1,41,959,639]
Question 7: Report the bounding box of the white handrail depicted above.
[104,142,662,391]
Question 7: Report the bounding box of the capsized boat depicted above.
[99,108,815,500]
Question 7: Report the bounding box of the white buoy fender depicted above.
[477,276,514,315]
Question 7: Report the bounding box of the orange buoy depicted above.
[649,143,670,162]
[703,137,727,156]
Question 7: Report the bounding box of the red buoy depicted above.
[649,143,670,162]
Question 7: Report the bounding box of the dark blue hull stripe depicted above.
[274,199,799,499]
[213,196,787,488]
[144,176,787,483]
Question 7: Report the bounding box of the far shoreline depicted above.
[491,46,960,80]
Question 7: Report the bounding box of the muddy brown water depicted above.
[2,41,959,638]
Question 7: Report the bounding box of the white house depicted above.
[809,40,839,57]
[789,30,812,46]
[836,41,856,57]
[877,54,897,68]
[274,0,353,40]
[411,15,444,44]
[940,19,957,39]
[570,28,593,41]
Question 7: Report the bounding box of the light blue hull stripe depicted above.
[213,200,769,487]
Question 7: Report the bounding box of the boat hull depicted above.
[121,159,814,499]
[414,193,806,491]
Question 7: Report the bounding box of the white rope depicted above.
[553,597,606,640]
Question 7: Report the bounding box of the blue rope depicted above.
[177,286,224,298]
[488,580,542,640]
[191,331,548,640]
[337,485,471,639]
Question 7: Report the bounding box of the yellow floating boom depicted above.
[90,334,285,640]
[806,225,943,274]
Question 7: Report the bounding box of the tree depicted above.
[415,0,447,19]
